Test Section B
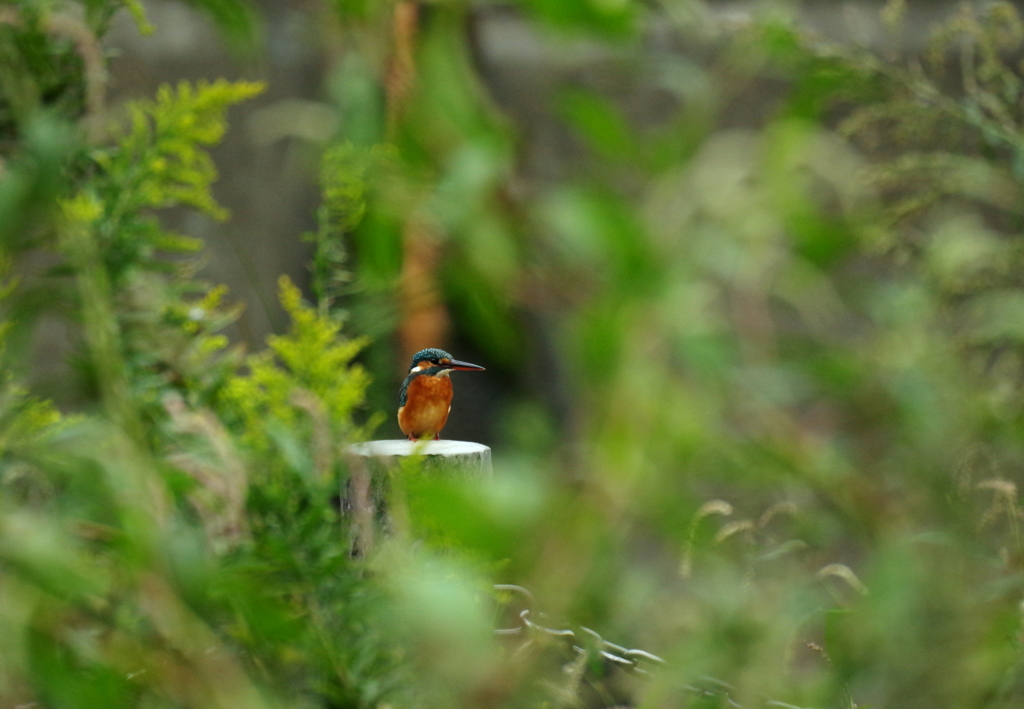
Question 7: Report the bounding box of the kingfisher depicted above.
[398,348,485,441]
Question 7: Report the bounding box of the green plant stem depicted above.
[59,215,145,444]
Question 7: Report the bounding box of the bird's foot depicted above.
[433,433,440,441]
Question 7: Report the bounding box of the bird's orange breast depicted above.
[398,375,453,439]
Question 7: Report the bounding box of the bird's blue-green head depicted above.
[407,348,485,375]
[400,348,485,407]
[409,348,452,370]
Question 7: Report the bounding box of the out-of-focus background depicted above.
[6,1,1024,708]
[93,0,963,445]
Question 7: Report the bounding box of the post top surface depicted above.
[347,440,491,457]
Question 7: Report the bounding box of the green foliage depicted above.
[314,2,1024,708]
[0,4,88,137]
[15,2,1024,709]
[54,79,262,427]
[511,0,637,38]
[81,0,153,34]
[96,79,265,240]
[0,11,389,709]
[182,0,262,55]
[0,331,62,472]
[0,112,76,252]
[822,1,1024,412]
[306,142,396,312]
[221,275,376,455]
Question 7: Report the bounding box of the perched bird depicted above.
[398,348,485,441]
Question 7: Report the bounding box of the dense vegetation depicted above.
[5,1,1024,708]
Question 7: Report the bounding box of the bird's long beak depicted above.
[449,359,485,371]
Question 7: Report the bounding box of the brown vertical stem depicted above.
[46,14,106,142]
[385,1,419,137]
[399,217,450,362]
[385,1,451,361]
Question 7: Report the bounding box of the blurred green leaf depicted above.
[0,113,76,253]
[182,0,261,55]
[512,0,637,37]
[559,88,635,160]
